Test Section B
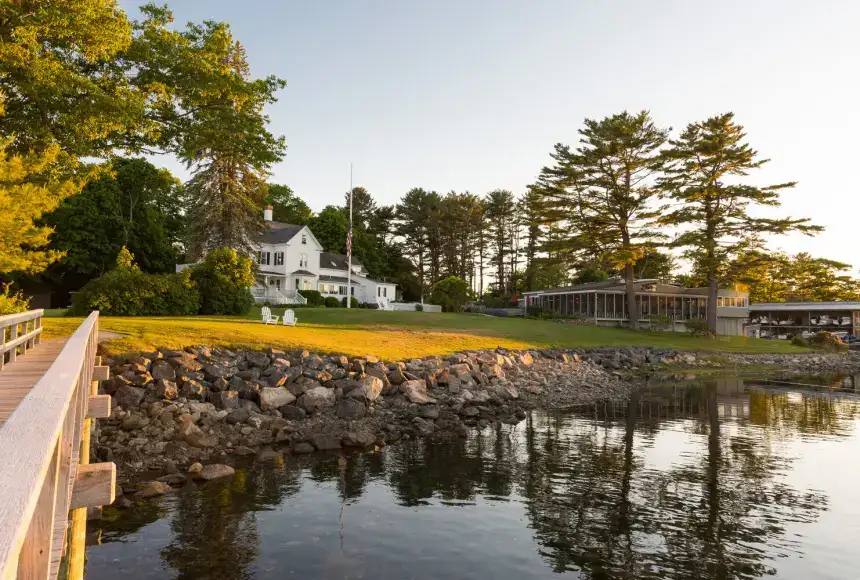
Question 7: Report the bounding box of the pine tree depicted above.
[574,111,669,328]
[395,188,435,298]
[659,113,821,330]
[484,189,516,296]
[184,155,268,258]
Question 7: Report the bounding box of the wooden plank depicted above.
[85,395,111,420]
[69,464,115,510]
[0,341,68,426]
[91,366,109,382]
[0,313,97,580]
[16,445,60,580]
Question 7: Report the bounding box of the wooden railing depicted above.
[0,309,43,370]
[0,311,114,579]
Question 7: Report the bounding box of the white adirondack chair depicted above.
[282,309,298,326]
[261,306,280,325]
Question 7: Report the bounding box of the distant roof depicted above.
[319,274,359,285]
[523,278,716,297]
[261,222,304,244]
[750,302,860,312]
[319,252,363,271]
[290,269,315,276]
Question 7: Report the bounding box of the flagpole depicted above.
[347,163,353,309]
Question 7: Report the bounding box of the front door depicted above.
[295,278,300,289]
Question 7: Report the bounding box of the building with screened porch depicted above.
[522,278,750,336]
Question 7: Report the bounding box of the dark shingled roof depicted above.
[290,269,315,276]
[261,222,304,244]
[526,278,712,296]
[319,275,359,285]
[319,252,362,271]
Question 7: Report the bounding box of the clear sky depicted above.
[120,0,859,270]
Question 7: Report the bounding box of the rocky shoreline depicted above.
[95,344,860,506]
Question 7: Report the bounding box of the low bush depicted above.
[340,296,359,308]
[71,267,199,316]
[190,248,255,315]
[298,289,324,307]
[0,284,31,315]
[807,331,847,352]
[324,296,340,308]
[790,335,809,347]
[684,318,714,338]
[648,314,673,331]
[415,303,423,312]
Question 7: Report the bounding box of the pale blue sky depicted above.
[121,0,859,269]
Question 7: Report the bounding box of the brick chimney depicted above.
[264,205,273,221]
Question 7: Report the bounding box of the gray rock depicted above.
[155,379,178,400]
[259,387,296,411]
[311,433,341,450]
[150,360,176,381]
[420,406,440,420]
[202,363,233,380]
[233,445,256,456]
[211,390,240,410]
[114,385,146,409]
[279,405,307,421]
[195,464,235,481]
[246,352,271,368]
[297,386,336,413]
[178,416,216,448]
[167,354,202,372]
[180,380,207,401]
[357,375,383,401]
[226,409,250,424]
[292,441,314,454]
[400,380,436,405]
[336,399,366,419]
[135,481,172,499]
[388,367,406,385]
[342,430,376,448]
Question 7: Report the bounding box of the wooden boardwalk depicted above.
[0,339,68,426]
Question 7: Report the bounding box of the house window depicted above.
[300,253,307,268]
[383,287,387,298]
[377,287,381,297]
[259,251,270,266]
[339,286,346,296]
[274,252,284,266]
[729,297,736,307]
[302,234,307,245]
[717,297,724,307]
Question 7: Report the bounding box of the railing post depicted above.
[8,322,17,363]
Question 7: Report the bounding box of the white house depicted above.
[250,206,397,306]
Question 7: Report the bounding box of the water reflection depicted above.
[87,380,860,580]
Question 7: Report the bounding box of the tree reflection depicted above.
[91,384,857,580]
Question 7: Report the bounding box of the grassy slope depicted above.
[41,307,804,359]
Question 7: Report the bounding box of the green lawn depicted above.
[41,307,805,359]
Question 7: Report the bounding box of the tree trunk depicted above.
[707,275,718,332]
[625,263,638,330]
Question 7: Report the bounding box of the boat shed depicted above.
[748,302,860,340]
[522,278,750,336]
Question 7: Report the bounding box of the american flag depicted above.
[346,227,353,257]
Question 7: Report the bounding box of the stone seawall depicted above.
[95,344,860,504]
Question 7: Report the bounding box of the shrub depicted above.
[324,296,340,308]
[791,335,809,347]
[340,296,359,308]
[684,318,714,338]
[191,248,255,315]
[415,303,423,312]
[807,331,847,352]
[463,303,486,314]
[648,314,673,331]
[298,289,323,307]
[430,276,471,312]
[485,308,509,317]
[0,284,31,315]
[71,265,199,316]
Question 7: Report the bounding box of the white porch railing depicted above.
[251,287,306,305]
[1,309,43,369]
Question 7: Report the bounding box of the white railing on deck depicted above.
[0,311,98,578]
[0,309,43,370]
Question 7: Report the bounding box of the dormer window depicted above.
[302,234,307,245]
[300,253,308,268]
